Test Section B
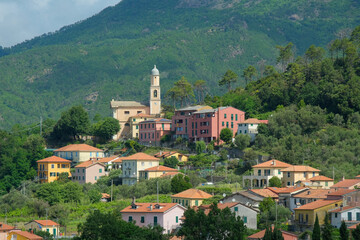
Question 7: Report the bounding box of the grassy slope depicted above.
[0,0,359,128]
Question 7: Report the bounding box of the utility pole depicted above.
[46,208,48,220]
[111,180,113,202]
[5,209,7,224]
[157,180,159,203]
[40,116,42,136]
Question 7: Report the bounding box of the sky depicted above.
[0,0,121,47]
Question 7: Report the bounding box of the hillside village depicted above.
[1,61,360,240]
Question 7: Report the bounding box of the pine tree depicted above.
[263,226,272,240]
[339,221,349,240]
[272,225,284,240]
[322,213,333,240]
[312,214,321,240]
[353,224,360,240]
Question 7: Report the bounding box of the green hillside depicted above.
[0,0,359,128]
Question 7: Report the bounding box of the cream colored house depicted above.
[281,165,321,187]
[0,223,14,240]
[111,66,162,140]
[171,188,212,207]
[139,166,178,180]
[24,220,60,237]
[154,151,188,162]
[54,144,104,163]
[122,153,160,185]
[242,159,293,188]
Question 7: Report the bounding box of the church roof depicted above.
[151,65,160,75]
[110,100,148,108]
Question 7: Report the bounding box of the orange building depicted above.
[171,189,212,207]
[37,156,71,183]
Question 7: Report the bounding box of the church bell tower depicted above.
[150,65,161,115]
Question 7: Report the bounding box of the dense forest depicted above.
[0,0,359,129]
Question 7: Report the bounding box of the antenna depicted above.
[157,180,159,203]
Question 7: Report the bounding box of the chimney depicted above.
[272,160,275,166]
[307,191,310,195]
[342,176,345,181]
[150,204,153,211]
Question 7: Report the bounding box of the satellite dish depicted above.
[232,198,236,202]
[223,193,226,198]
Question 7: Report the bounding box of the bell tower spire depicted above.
[150,65,161,115]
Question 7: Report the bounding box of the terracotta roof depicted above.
[154,151,179,158]
[356,175,360,178]
[236,191,264,202]
[278,186,307,194]
[253,159,293,168]
[101,193,110,199]
[281,165,321,172]
[10,230,43,240]
[161,172,183,178]
[75,160,105,168]
[36,156,71,163]
[267,187,288,194]
[133,113,153,118]
[98,156,120,163]
[0,223,14,231]
[54,144,103,152]
[250,189,279,198]
[121,203,185,213]
[120,152,159,161]
[329,206,360,213]
[327,189,356,196]
[239,118,268,124]
[349,223,360,229]
[295,199,341,210]
[142,166,178,172]
[309,176,334,181]
[293,189,333,199]
[331,179,360,189]
[34,220,59,226]
[171,189,212,199]
[110,100,148,108]
[140,118,172,123]
[247,227,298,240]
[197,203,244,215]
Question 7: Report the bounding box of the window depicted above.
[77,169,79,173]
[335,213,338,218]
[251,124,253,126]
[231,122,233,128]
[99,169,102,173]
[83,169,85,173]
[222,122,224,126]
[195,200,199,206]
[47,229,49,232]
[154,90,157,97]
[141,216,145,223]
[176,216,179,223]
[244,130,247,133]
[234,207,238,212]
[82,176,85,180]
[128,216,133,222]
[287,182,290,186]
[258,169,261,176]
[357,212,360,221]
[140,134,143,139]
[325,181,328,187]
[137,111,142,114]
[162,123,164,130]
[243,216,247,223]
[154,216,158,226]
[226,122,229,127]
[287,172,291,177]
[313,172,315,177]
[152,124,155,128]
[62,164,66,168]
[278,169,281,174]
[303,172,306,178]
[136,125,139,129]
[125,111,130,114]
[235,114,238,121]
[142,162,145,166]
[95,176,97,180]
[231,114,233,120]
[96,152,99,157]
[348,212,352,221]
[90,152,92,157]
[51,164,54,169]
[224,114,227,118]
[57,164,60,168]
[239,130,242,133]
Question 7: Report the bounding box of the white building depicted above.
[237,118,268,142]
[329,206,360,228]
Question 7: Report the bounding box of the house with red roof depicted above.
[198,202,259,229]
[291,189,334,212]
[24,220,60,237]
[171,189,212,207]
[121,201,186,234]
[281,165,321,187]
[277,186,308,210]
[237,118,268,142]
[139,166,178,180]
[329,205,360,228]
[72,160,106,184]
[97,155,122,170]
[242,159,293,188]
[247,227,298,240]
[296,175,334,189]
[54,144,104,163]
[8,230,43,240]
[121,153,160,185]
[330,179,360,191]
[294,199,342,226]
[0,222,14,240]
[36,156,72,183]
[139,118,172,145]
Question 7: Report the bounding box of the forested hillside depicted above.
[0,0,359,128]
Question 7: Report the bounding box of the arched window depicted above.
[154,90,157,98]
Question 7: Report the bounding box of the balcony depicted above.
[242,175,273,188]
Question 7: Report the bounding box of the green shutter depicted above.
[129,216,133,222]
[176,216,179,223]
[154,216,158,225]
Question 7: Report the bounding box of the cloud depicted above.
[0,0,120,47]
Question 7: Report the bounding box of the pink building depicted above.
[139,118,172,144]
[72,160,106,184]
[121,202,186,234]
[172,106,245,142]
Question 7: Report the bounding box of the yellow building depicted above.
[281,165,321,187]
[37,156,71,184]
[171,188,212,207]
[53,144,104,163]
[111,66,162,140]
[154,151,188,162]
[139,165,178,180]
[7,230,42,240]
[294,199,342,226]
[24,220,59,237]
[121,153,160,185]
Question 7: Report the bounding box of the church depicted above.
[110,66,162,140]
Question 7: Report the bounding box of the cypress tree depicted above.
[312,214,321,240]
[339,221,349,240]
[263,226,272,240]
[322,213,333,240]
[353,224,360,240]
[272,225,284,240]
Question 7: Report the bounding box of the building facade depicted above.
[72,160,106,184]
[139,118,171,144]
[37,156,71,183]
[121,153,160,185]
[53,144,104,163]
[330,206,360,228]
[129,113,155,139]
[111,66,161,139]
[237,118,268,142]
[171,188,212,207]
[281,166,321,187]
[139,166,178,180]
[24,220,59,237]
